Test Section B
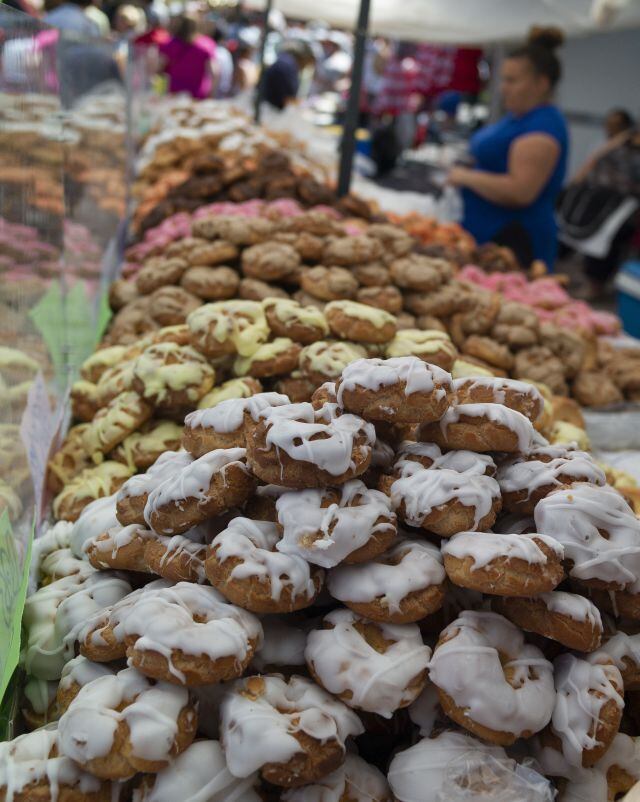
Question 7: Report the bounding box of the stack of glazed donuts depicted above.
[13,355,640,802]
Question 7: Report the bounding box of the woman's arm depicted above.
[448,132,561,207]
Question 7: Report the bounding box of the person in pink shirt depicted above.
[159,14,219,99]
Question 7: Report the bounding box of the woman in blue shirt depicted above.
[449,28,569,270]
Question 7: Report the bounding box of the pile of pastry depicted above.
[57,290,589,527]
[13,356,640,802]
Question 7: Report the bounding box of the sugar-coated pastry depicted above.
[327,537,445,623]
[442,530,565,596]
[206,517,324,613]
[246,402,375,489]
[452,375,545,422]
[419,402,538,453]
[144,447,254,536]
[386,465,501,537]
[493,591,603,652]
[132,740,262,802]
[280,753,391,802]
[497,452,606,514]
[429,610,555,744]
[0,726,125,801]
[336,356,453,424]
[550,652,623,767]
[534,483,640,589]
[116,449,193,526]
[388,731,507,802]
[57,666,197,779]
[276,480,396,568]
[219,674,363,787]
[183,392,289,455]
[79,581,262,686]
[305,608,431,718]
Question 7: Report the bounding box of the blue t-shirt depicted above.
[263,53,299,110]
[462,104,569,269]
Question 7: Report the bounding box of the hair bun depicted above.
[528,26,565,51]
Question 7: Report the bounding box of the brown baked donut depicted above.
[132,342,215,412]
[263,298,329,344]
[110,277,139,310]
[299,340,368,384]
[239,277,289,301]
[187,300,269,360]
[300,266,359,301]
[323,235,382,266]
[419,403,537,453]
[336,356,453,424]
[149,286,202,326]
[275,372,317,403]
[70,379,101,422]
[180,266,240,300]
[390,254,451,291]
[246,401,375,488]
[53,461,133,522]
[80,345,128,384]
[452,376,544,422]
[463,335,515,371]
[111,420,183,470]
[385,329,457,371]
[136,257,188,294]
[241,241,300,281]
[82,390,153,458]
[493,591,603,652]
[234,338,302,378]
[187,239,239,266]
[352,262,391,287]
[324,300,397,344]
[442,530,565,596]
[356,285,403,314]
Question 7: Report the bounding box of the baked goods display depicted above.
[12,356,640,802]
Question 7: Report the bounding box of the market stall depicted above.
[3,3,640,801]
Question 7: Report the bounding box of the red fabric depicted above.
[373,56,419,116]
[415,45,482,98]
[134,28,170,48]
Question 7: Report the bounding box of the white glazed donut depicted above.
[534,483,640,589]
[281,753,391,802]
[305,608,431,718]
[387,731,507,802]
[219,674,364,787]
[32,520,73,570]
[58,655,118,708]
[132,740,262,802]
[0,725,123,800]
[388,466,501,537]
[246,401,376,488]
[276,479,397,568]
[428,610,555,744]
[57,666,197,779]
[327,537,445,623]
[183,391,290,455]
[70,494,119,558]
[206,517,323,612]
[23,571,132,681]
[393,440,496,477]
[596,631,640,689]
[335,356,453,423]
[116,450,194,525]
[551,652,624,767]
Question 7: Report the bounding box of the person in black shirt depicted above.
[263,40,315,110]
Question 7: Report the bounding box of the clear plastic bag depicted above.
[437,753,556,802]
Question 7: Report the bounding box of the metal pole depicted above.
[254,0,274,124]
[487,43,505,123]
[337,0,371,197]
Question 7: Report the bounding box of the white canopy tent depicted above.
[245,0,640,42]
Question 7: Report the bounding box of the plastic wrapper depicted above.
[437,754,555,802]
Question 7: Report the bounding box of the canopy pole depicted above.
[487,44,505,123]
[337,0,371,197]
[254,0,274,124]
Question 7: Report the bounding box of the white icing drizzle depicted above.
[58,666,192,767]
[453,376,543,404]
[33,521,73,570]
[305,608,431,718]
[152,534,207,583]
[597,630,640,671]
[276,480,396,568]
[537,591,603,628]
[119,450,193,501]
[438,403,537,452]
[407,683,440,737]
[442,530,564,569]
[251,618,308,670]
[387,731,507,802]
[0,725,105,800]
[428,610,555,736]
[327,538,444,612]
[211,517,318,601]
[59,655,118,693]
[551,652,624,767]
[336,356,452,406]
[117,582,263,684]
[497,454,606,497]
[281,753,390,802]
[39,549,88,581]
[185,392,289,433]
[534,483,640,586]
[23,677,57,715]
[70,494,119,558]
[219,674,363,778]
[132,740,262,802]
[87,524,152,561]
[23,572,132,681]
[258,402,375,477]
[390,467,500,529]
[144,448,248,527]
[394,441,496,477]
